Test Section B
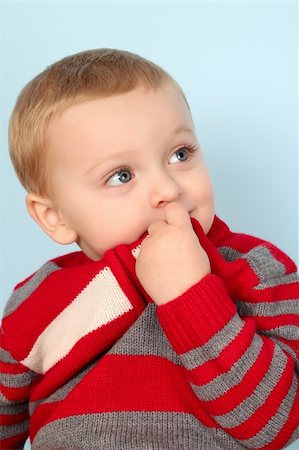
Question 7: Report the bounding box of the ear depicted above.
[26,193,78,245]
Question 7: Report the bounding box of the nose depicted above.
[148,171,181,208]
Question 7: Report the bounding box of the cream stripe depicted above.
[22,267,133,374]
[131,244,141,259]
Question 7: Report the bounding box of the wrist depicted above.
[157,274,237,353]
[152,266,211,306]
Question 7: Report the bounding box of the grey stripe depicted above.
[192,334,263,401]
[4,261,60,316]
[256,272,299,289]
[236,299,299,318]
[272,338,299,370]
[32,411,247,450]
[214,343,288,427]
[0,347,16,364]
[240,374,298,448]
[109,304,181,365]
[219,246,243,263]
[0,420,29,440]
[261,325,299,341]
[219,245,283,272]
[1,370,36,388]
[0,390,29,422]
[0,401,28,415]
[219,245,299,289]
[180,314,244,370]
[29,359,98,415]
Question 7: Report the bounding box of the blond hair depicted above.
[9,48,187,195]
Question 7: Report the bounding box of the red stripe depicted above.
[201,338,274,416]
[0,361,29,375]
[247,314,299,331]
[216,232,267,253]
[157,275,236,354]
[30,308,142,401]
[50,250,87,268]
[2,262,105,360]
[258,386,299,449]
[1,385,29,402]
[246,283,299,302]
[0,410,29,425]
[275,336,299,353]
[0,432,28,449]
[226,357,294,440]
[188,317,256,386]
[30,355,219,440]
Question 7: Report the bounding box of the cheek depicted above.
[192,171,214,200]
[205,180,215,204]
[101,204,143,239]
[201,169,214,197]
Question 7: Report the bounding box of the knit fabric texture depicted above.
[1,216,299,449]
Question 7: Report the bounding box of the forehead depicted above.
[45,84,194,167]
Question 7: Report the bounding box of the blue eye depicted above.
[169,147,190,164]
[107,168,133,186]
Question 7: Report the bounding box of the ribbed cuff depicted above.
[157,274,237,354]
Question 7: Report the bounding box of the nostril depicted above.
[157,201,169,208]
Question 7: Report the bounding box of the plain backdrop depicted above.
[1,2,298,449]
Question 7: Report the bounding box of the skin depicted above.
[27,82,215,305]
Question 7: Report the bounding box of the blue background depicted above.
[1,2,298,449]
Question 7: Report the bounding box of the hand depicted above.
[135,202,211,305]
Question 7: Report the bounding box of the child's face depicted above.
[45,83,215,260]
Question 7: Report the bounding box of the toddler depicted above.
[1,48,298,449]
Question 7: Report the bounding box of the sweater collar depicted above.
[207,215,231,247]
[53,214,231,268]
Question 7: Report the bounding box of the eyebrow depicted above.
[171,125,194,135]
[83,125,195,177]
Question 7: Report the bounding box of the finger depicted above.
[147,220,167,236]
[164,202,192,227]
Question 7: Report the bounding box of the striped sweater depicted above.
[1,216,299,449]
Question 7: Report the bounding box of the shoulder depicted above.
[213,216,298,280]
[13,250,87,289]
[4,251,85,318]
[223,231,296,274]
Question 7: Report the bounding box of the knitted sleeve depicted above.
[0,346,35,449]
[157,223,299,450]
[0,261,59,449]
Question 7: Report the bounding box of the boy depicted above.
[1,49,298,449]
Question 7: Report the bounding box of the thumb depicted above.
[164,202,192,227]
